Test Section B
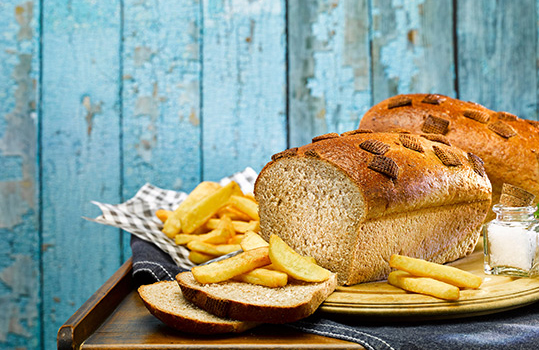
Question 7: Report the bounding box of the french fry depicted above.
[187,240,241,256]
[162,181,222,237]
[244,193,256,202]
[201,228,234,244]
[189,250,215,264]
[228,234,244,245]
[176,227,234,246]
[206,219,259,234]
[389,254,483,289]
[175,233,200,245]
[269,235,331,282]
[216,205,252,221]
[240,231,269,251]
[155,209,172,223]
[181,181,242,234]
[192,247,271,284]
[229,195,259,221]
[388,270,460,300]
[233,267,288,288]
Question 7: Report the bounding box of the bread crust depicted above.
[138,281,258,334]
[255,132,491,285]
[257,132,491,222]
[176,272,337,324]
[359,93,539,209]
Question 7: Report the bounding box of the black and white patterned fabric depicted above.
[87,167,258,272]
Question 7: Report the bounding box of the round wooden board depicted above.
[320,241,539,321]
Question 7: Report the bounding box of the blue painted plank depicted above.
[0,1,40,348]
[371,0,455,103]
[288,0,372,147]
[457,0,537,119]
[40,1,122,349]
[201,0,287,180]
[122,0,203,197]
[121,0,203,259]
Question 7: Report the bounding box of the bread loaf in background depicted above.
[255,132,492,285]
[359,93,539,215]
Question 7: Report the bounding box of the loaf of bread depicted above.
[359,94,539,212]
[176,271,337,323]
[138,281,259,334]
[254,132,492,285]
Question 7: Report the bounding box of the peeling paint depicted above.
[82,95,103,135]
[15,2,33,41]
[133,46,153,67]
[0,255,34,296]
[0,52,36,229]
[188,107,199,126]
[0,255,38,341]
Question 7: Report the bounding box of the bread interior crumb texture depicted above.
[256,157,364,281]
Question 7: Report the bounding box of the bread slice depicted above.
[138,281,259,334]
[176,271,337,323]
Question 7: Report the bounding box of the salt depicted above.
[483,204,539,277]
[487,225,536,270]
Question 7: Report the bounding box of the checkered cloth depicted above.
[87,167,258,271]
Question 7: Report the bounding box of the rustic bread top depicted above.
[358,94,539,205]
[258,131,492,221]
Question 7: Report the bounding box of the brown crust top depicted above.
[359,93,539,206]
[258,132,491,221]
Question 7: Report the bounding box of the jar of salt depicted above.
[483,183,539,277]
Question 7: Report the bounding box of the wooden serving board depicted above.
[320,241,539,321]
[58,258,363,350]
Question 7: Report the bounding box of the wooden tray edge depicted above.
[57,258,133,350]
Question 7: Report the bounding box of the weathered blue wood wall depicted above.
[0,0,538,349]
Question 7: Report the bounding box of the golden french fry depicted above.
[228,234,244,245]
[206,218,258,233]
[304,256,317,264]
[181,181,242,234]
[240,231,269,251]
[388,270,460,300]
[233,267,288,288]
[201,228,234,244]
[269,235,331,282]
[216,205,252,221]
[192,247,271,284]
[188,250,215,264]
[176,228,233,246]
[389,254,483,289]
[244,193,256,202]
[187,240,241,256]
[247,220,260,233]
[216,215,235,236]
[229,195,259,221]
[162,181,222,237]
[175,233,200,245]
[155,209,172,223]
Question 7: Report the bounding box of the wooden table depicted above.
[57,259,363,350]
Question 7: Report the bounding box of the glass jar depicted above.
[483,204,539,277]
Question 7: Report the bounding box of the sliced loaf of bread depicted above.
[176,271,338,323]
[138,281,259,334]
[255,132,492,285]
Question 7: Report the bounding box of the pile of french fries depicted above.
[155,181,260,264]
[388,254,483,300]
[191,232,332,288]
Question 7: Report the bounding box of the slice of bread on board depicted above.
[138,281,259,334]
[176,271,338,324]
